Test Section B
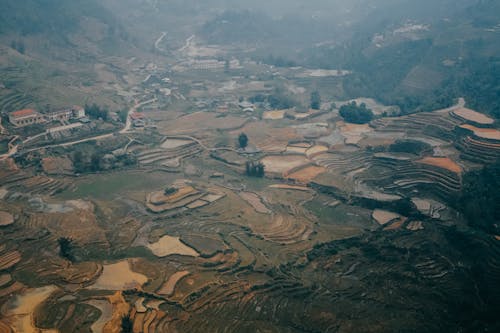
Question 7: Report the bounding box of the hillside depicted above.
[305,0,500,116]
[193,0,499,117]
[0,0,147,113]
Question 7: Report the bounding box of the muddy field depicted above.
[460,124,500,140]
[452,108,494,125]
[417,157,462,174]
[159,112,248,134]
[261,155,311,175]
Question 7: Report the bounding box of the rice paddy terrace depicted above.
[0,98,499,332]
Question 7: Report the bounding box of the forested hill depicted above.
[301,0,500,117]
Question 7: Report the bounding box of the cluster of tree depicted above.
[388,139,432,155]
[310,91,321,110]
[73,151,100,173]
[245,161,265,177]
[249,91,296,110]
[121,315,133,333]
[58,237,75,262]
[456,159,500,235]
[10,40,25,54]
[85,104,109,121]
[117,109,128,123]
[339,102,374,124]
[72,150,137,173]
[164,187,178,195]
[262,55,297,68]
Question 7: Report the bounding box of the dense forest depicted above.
[458,159,500,235]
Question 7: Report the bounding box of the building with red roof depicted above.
[130,112,145,120]
[9,109,46,127]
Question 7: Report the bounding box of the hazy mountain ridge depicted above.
[0,0,117,36]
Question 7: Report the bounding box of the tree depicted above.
[58,237,75,261]
[117,109,128,123]
[73,151,85,173]
[121,315,133,333]
[311,91,321,110]
[85,103,109,121]
[17,41,25,54]
[238,133,248,149]
[90,152,101,172]
[245,161,265,177]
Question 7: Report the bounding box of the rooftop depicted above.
[130,112,145,120]
[10,109,38,118]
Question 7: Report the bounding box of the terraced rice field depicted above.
[41,157,74,175]
[252,214,313,244]
[407,221,425,231]
[451,108,494,125]
[0,91,35,113]
[90,261,148,290]
[238,192,271,214]
[268,184,311,192]
[286,145,308,154]
[147,235,199,257]
[0,211,14,226]
[263,110,286,120]
[86,299,113,333]
[286,165,326,183]
[372,209,402,225]
[161,139,194,149]
[157,271,191,296]
[261,155,310,175]
[1,84,499,332]
[3,286,58,333]
[234,122,300,153]
[306,145,329,158]
[0,250,21,271]
[0,274,11,288]
[338,122,373,145]
[417,157,462,174]
[159,112,247,134]
[460,124,500,141]
[104,292,130,332]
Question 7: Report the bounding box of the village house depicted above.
[9,109,46,127]
[46,106,86,122]
[71,106,86,119]
[238,101,254,109]
[46,109,72,122]
[130,112,146,128]
[9,106,86,127]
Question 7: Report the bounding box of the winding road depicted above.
[154,32,167,53]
